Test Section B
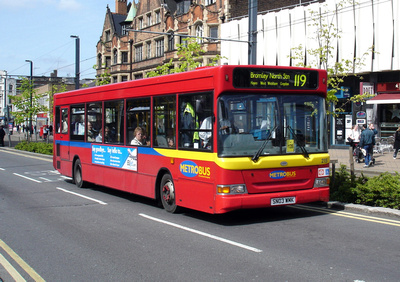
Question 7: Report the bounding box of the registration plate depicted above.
[271,197,296,206]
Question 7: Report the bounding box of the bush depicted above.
[15,141,53,155]
[352,172,400,209]
[330,165,400,209]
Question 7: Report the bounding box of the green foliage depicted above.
[146,38,225,78]
[352,172,400,209]
[9,77,49,125]
[289,0,375,114]
[330,165,400,209]
[15,141,53,155]
[95,65,111,86]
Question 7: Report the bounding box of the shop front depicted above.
[366,82,400,137]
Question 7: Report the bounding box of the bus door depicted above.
[54,107,70,172]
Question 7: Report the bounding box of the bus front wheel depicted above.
[160,174,179,213]
[73,159,84,188]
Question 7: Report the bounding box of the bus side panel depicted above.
[173,159,216,213]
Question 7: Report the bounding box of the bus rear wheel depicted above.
[160,174,179,213]
[73,159,84,188]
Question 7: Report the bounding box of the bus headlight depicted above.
[314,177,330,188]
[217,184,247,195]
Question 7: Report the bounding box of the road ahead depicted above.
[0,149,399,281]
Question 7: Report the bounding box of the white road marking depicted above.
[139,213,263,253]
[13,173,42,183]
[0,168,5,171]
[56,187,108,205]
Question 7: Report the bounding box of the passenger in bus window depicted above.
[87,122,96,142]
[167,137,174,148]
[131,127,148,146]
[104,126,113,143]
[62,117,68,133]
[199,116,212,148]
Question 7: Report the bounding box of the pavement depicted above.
[1,132,399,218]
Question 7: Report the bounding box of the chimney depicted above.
[115,0,127,15]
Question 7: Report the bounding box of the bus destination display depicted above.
[233,68,319,90]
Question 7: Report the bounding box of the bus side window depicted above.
[55,106,61,134]
[61,108,68,134]
[104,100,124,144]
[179,93,213,150]
[87,102,102,142]
[127,98,150,146]
[153,96,176,148]
[70,105,85,141]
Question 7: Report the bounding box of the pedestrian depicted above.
[359,124,375,167]
[0,125,5,147]
[393,126,400,159]
[43,125,48,141]
[348,124,360,149]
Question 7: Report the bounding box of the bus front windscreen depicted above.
[217,94,328,158]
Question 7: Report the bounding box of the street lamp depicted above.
[25,60,33,136]
[70,35,80,89]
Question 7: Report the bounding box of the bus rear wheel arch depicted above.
[159,173,180,213]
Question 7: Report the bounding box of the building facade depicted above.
[96,0,318,83]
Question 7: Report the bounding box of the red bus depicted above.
[53,65,330,214]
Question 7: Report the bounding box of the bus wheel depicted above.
[160,174,179,213]
[73,159,84,188]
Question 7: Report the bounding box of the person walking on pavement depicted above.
[359,124,375,167]
[393,126,400,159]
[0,125,5,147]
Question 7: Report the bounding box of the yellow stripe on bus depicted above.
[154,149,330,170]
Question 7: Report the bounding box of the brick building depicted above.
[96,0,319,83]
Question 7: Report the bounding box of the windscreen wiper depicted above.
[287,125,309,159]
[252,125,277,163]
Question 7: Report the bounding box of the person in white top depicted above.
[348,124,360,149]
[131,127,148,146]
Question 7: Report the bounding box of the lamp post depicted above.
[70,35,80,89]
[25,60,33,137]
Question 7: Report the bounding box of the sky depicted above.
[0,0,118,80]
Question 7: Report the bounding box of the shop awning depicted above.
[366,94,400,104]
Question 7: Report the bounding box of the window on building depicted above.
[177,0,190,15]
[196,24,203,43]
[180,35,188,47]
[121,51,128,63]
[104,100,124,144]
[146,41,151,59]
[126,98,151,146]
[155,10,161,24]
[105,56,111,68]
[138,17,143,29]
[205,0,216,5]
[105,30,111,41]
[209,26,218,42]
[156,38,164,57]
[146,13,152,26]
[97,54,102,68]
[134,74,143,80]
[122,24,128,36]
[121,76,128,82]
[113,49,118,64]
[168,32,174,51]
[135,44,143,62]
[153,96,176,148]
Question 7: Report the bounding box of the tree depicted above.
[290,0,374,114]
[9,77,48,141]
[95,66,111,86]
[146,37,224,77]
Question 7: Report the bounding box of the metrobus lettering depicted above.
[270,170,296,179]
[180,161,210,178]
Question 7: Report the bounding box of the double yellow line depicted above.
[0,239,44,281]
[292,205,400,227]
